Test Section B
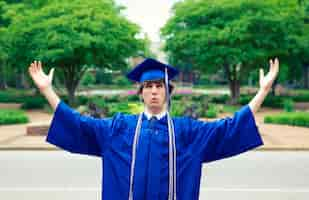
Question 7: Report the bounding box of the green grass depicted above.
[220,104,241,113]
[290,89,309,95]
[264,112,309,128]
[0,109,29,125]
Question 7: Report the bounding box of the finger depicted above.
[259,68,264,80]
[275,57,279,67]
[34,60,38,72]
[269,59,273,67]
[31,62,37,74]
[29,64,37,79]
[38,61,45,76]
[38,61,42,71]
[269,59,274,72]
[48,68,55,80]
[270,58,278,73]
[28,64,34,76]
[274,58,279,75]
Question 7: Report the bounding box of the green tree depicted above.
[299,0,309,88]
[0,28,8,89]
[0,1,8,89]
[162,0,305,103]
[1,0,52,89]
[5,0,146,105]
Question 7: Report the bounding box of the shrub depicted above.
[88,96,107,108]
[171,101,187,116]
[205,104,218,118]
[104,95,121,103]
[127,95,140,102]
[20,96,47,109]
[264,112,309,127]
[192,94,208,102]
[0,93,16,103]
[172,94,185,101]
[76,95,89,105]
[0,91,30,103]
[0,109,29,125]
[113,76,131,86]
[283,99,294,112]
[289,94,309,102]
[107,102,131,116]
[238,94,253,105]
[81,72,96,86]
[128,103,143,114]
[239,95,285,108]
[95,70,113,84]
[210,94,229,104]
[221,104,241,113]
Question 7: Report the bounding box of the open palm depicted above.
[28,61,54,91]
[259,58,279,92]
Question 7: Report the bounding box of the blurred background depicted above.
[0,0,308,199]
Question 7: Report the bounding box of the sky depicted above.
[116,0,180,42]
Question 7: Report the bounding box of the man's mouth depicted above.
[151,98,158,102]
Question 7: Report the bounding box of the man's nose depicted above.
[151,85,158,93]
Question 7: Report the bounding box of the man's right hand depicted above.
[28,60,54,92]
[28,60,60,110]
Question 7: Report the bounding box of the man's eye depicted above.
[145,84,152,88]
[156,84,163,88]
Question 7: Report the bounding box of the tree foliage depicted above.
[162,0,307,103]
[3,0,147,105]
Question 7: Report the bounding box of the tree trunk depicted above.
[0,62,7,90]
[67,86,77,106]
[63,65,86,106]
[21,70,30,89]
[303,63,309,89]
[271,79,278,96]
[224,63,240,105]
[15,68,29,89]
[229,79,240,105]
[63,68,77,106]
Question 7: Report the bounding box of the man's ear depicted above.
[139,95,144,103]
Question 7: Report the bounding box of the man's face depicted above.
[141,80,166,113]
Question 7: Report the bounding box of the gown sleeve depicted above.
[46,101,114,156]
[188,105,263,163]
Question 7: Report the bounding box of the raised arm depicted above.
[28,61,60,110]
[28,60,114,156]
[249,58,279,115]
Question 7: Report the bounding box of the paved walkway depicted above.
[0,105,308,150]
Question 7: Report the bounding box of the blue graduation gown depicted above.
[47,101,263,200]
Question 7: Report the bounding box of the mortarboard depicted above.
[127,58,179,83]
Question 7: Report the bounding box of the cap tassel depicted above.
[165,67,177,200]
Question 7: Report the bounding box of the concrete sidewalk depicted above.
[0,109,309,151]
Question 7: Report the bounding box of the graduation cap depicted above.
[127,58,179,83]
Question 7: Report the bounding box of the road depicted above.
[0,151,308,200]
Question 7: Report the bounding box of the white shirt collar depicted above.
[144,107,167,120]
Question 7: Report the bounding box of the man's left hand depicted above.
[259,58,279,92]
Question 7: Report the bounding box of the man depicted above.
[28,57,279,200]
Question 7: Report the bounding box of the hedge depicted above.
[264,112,309,127]
[239,95,284,108]
[21,96,47,109]
[0,109,29,125]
